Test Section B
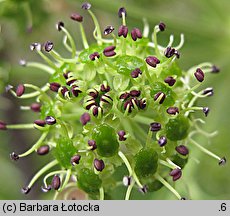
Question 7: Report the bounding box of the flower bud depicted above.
[37,145,50,155]
[16,84,25,97]
[51,175,61,190]
[94,159,105,172]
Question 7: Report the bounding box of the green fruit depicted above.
[77,168,102,194]
[53,137,76,169]
[134,148,158,178]
[166,115,190,141]
[92,124,119,157]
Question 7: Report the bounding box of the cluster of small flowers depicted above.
[0,3,226,200]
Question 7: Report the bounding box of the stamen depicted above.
[80,113,91,125]
[94,159,105,172]
[154,173,182,200]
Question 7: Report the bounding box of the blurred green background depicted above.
[0,0,229,199]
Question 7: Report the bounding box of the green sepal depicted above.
[53,137,76,169]
[77,168,102,194]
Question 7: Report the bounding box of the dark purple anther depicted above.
[0,120,7,130]
[104,25,114,35]
[123,176,132,186]
[100,84,110,92]
[34,119,46,127]
[194,68,204,82]
[130,90,141,97]
[203,107,209,117]
[70,13,83,22]
[61,86,69,97]
[119,92,130,100]
[44,41,54,52]
[175,145,189,156]
[41,185,51,193]
[103,46,116,57]
[51,175,61,190]
[10,152,19,161]
[211,65,220,73]
[88,140,97,150]
[139,185,148,194]
[158,22,166,31]
[118,130,127,141]
[124,100,132,113]
[118,25,128,38]
[164,47,176,58]
[158,136,167,147]
[150,122,161,132]
[118,7,127,18]
[219,157,226,166]
[16,84,25,97]
[154,92,166,104]
[131,28,142,41]
[167,107,179,115]
[164,76,176,86]
[56,21,64,31]
[89,52,100,61]
[37,145,50,155]
[131,68,142,78]
[139,99,147,109]
[94,159,105,172]
[19,59,27,66]
[81,2,91,10]
[30,42,41,51]
[71,85,81,97]
[146,56,160,68]
[80,112,91,125]
[202,87,213,96]
[71,154,81,166]
[92,106,99,116]
[30,103,41,112]
[169,168,182,181]
[45,116,56,125]
[49,82,61,92]
[21,186,31,194]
